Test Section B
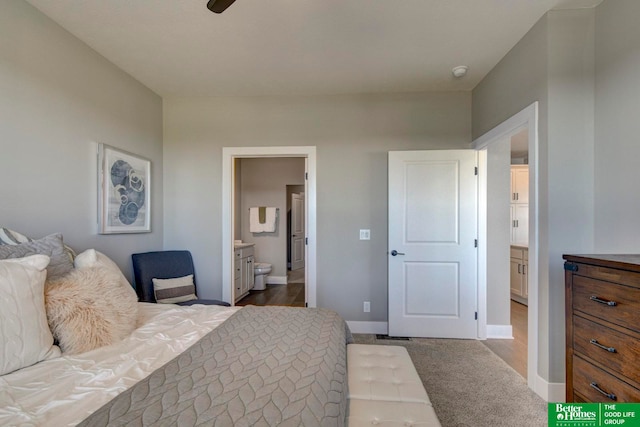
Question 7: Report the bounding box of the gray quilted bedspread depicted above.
[78,306,350,427]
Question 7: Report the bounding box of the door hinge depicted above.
[474,239,478,248]
[305,172,308,180]
[305,237,308,245]
[305,302,308,307]
[474,166,478,176]
[475,311,478,320]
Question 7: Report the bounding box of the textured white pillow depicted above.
[45,266,139,354]
[0,255,61,375]
[74,249,138,301]
[152,275,197,304]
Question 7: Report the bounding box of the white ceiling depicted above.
[24,0,602,98]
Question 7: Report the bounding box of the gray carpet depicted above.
[352,334,548,427]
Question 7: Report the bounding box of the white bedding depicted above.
[0,303,240,427]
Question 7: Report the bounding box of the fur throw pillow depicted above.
[45,266,138,354]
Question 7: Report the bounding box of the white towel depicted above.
[249,207,277,233]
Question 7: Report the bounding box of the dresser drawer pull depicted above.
[590,295,618,306]
[590,382,617,401]
[589,339,617,353]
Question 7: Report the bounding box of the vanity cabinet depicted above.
[510,246,528,305]
[510,165,529,246]
[564,254,640,402]
[234,245,254,302]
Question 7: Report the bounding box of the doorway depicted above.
[233,158,306,307]
[221,146,317,308]
[473,102,540,395]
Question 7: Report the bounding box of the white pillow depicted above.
[0,255,61,375]
[152,275,197,304]
[74,249,138,301]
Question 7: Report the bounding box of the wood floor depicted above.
[236,269,305,307]
[482,300,528,378]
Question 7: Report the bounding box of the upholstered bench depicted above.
[347,344,441,426]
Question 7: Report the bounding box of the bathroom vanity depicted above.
[234,243,255,302]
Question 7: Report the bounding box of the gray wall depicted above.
[473,9,596,384]
[239,157,306,278]
[594,0,640,251]
[0,0,164,281]
[486,138,511,326]
[163,92,471,320]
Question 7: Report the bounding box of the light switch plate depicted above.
[359,229,371,240]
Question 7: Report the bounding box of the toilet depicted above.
[253,262,272,290]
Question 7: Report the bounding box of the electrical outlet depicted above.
[359,229,371,240]
[363,301,370,312]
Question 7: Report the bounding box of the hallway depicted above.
[482,300,528,378]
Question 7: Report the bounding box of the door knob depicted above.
[390,250,405,256]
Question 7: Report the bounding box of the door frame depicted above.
[221,146,317,307]
[472,102,539,395]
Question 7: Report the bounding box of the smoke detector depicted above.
[452,65,469,78]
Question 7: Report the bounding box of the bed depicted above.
[0,231,350,425]
[0,303,351,426]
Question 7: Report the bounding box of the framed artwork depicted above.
[98,143,151,234]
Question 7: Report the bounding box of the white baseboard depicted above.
[486,324,513,339]
[347,321,388,335]
[266,275,287,285]
[535,375,565,402]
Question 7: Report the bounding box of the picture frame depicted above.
[97,143,151,234]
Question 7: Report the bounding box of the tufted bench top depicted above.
[347,344,441,427]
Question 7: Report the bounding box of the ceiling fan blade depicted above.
[207,0,236,14]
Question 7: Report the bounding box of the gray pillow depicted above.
[0,234,73,280]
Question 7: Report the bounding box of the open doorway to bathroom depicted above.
[233,157,306,307]
[221,146,317,308]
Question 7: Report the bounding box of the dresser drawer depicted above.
[573,275,640,332]
[575,263,640,288]
[573,356,640,402]
[573,315,640,385]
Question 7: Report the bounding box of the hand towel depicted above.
[262,207,277,232]
[249,207,263,232]
[249,207,277,233]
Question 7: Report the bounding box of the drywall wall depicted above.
[474,16,550,380]
[239,157,305,278]
[546,7,596,385]
[0,0,163,281]
[594,0,640,251]
[486,137,511,327]
[163,92,471,321]
[473,8,595,385]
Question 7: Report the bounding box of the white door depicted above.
[388,150,478,338]
[290,192,305,271]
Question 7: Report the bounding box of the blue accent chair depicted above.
[131,250,230,306]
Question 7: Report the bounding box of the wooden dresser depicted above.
[564,254,640,402]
